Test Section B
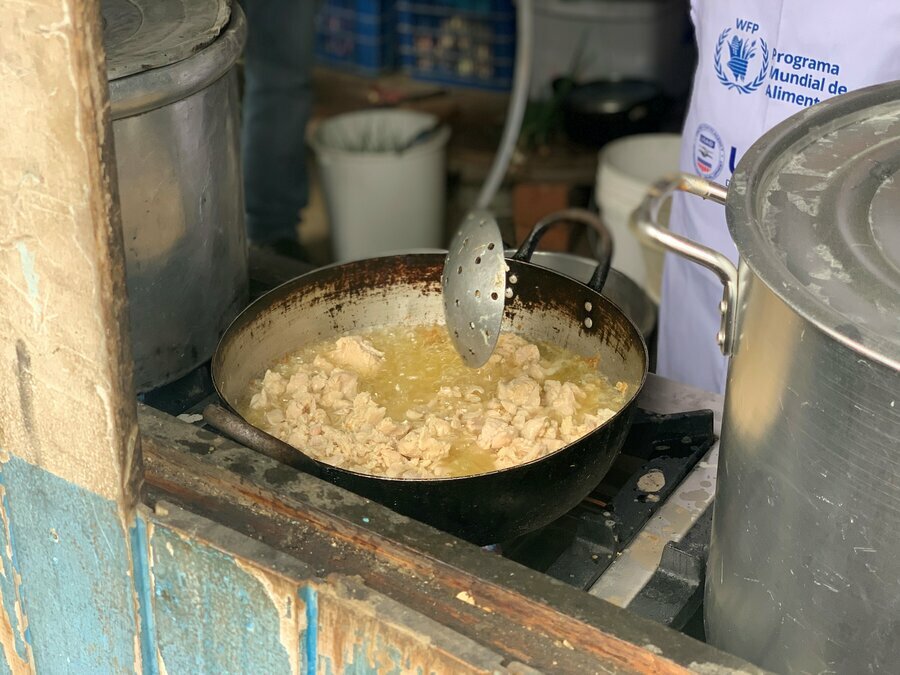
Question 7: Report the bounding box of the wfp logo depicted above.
[714,19,769,94]
[693,124,724,179]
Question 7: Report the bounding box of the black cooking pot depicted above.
[557,77,667,148]
[209,214,648,544]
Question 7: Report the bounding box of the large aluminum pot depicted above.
[104,0,248,391]
[634,82,900,673]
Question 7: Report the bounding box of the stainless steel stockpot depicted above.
[104,0,248,391]
[634,81,900,674]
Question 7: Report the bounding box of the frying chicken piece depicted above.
[524,363,547,382]
[262,370,286,396]
[377,417,409,438]
[477,415,517,450]
[285,395,313,422]
[286,371,310,394]
[512,343,541,367]
[320,370,358,408]
[397,426,452,461]
[249,389,269,409]
[328,335,385,375]
[543,380,584,418]
[498,376,541,412]
[463,386,485,403]
[265,409,285,426]
[520,416,549,441]
[343,392,387,432]
[242,328,628,479]
[312,355,334,374]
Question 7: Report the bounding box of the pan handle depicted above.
[202,403,323,478]
[630,173,737,355]
[512,208,614,292]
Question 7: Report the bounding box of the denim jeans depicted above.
[238,0,317,244]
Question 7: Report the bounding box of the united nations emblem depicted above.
[714,27,769,94]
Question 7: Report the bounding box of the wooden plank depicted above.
[148,501,528,675]
[141,404,765,675]
[0,0,140,505]
[0,0,144,671]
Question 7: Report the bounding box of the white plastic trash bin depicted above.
[309,109,451,262]
[596,133,681,304]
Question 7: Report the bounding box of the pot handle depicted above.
[202,403,323,478]
[512,208,614,292]
[630,173,738,355]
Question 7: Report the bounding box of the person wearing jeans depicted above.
[238,0,318,259]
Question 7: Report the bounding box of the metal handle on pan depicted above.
[202,403,323,477]
[629,173,738,355]
[512,208,614,292]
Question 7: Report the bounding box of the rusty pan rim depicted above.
[211,252,648,484]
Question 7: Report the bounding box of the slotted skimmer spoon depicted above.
[442,210,508,368]
[441,0,535,367]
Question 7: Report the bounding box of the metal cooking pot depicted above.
[104,0,248,391]
[634,81,900,673]
[210,223,648,545]
[555,78,667,149]
[527,254,656,341]
[509,210,657,341]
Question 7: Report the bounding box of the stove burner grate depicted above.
[500,408,715,592]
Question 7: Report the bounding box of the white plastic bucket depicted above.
[596,133,682,304]
[309,109,451,262]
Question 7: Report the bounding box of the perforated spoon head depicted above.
[441,210,507,368]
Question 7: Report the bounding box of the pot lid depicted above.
[102,0,231,80]
[728,81,900,370]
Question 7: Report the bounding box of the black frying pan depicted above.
[208,214,648,544]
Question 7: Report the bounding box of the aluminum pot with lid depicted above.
[634,81,900,673]
[103,0,248,391]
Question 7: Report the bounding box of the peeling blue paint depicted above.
[322,626,415,674]
[375,635,404,675]
[0,480,31,661]
[0,652,12,675]
[150,525,296,675]
[15,243,40,318]
[0,456,138,674]
[129,516,159,675]
[300,585,318,675]
[342,634,403,675]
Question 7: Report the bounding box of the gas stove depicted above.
[140,251,720,640]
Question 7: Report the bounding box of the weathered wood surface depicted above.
[141,403,765,675]
[0,0,141,506]
[149,501,531,675]
[0,0,146,671]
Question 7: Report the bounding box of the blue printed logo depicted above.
[714,20,769,95]
[693,124,724,179]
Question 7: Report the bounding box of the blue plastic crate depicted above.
[315,0,398,75]
[396,0,516,90]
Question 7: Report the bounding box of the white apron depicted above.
[658,1,900,393]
